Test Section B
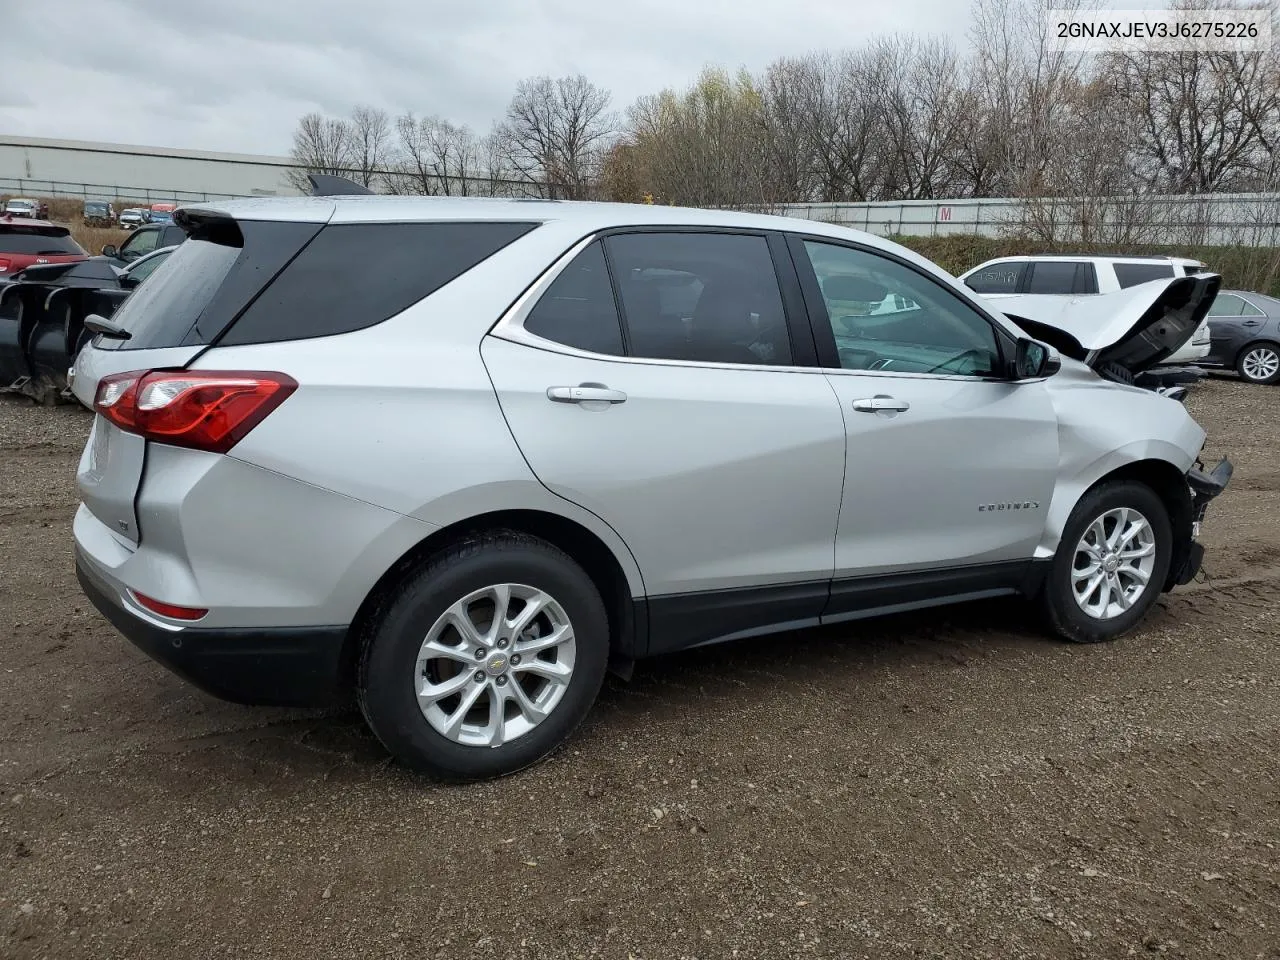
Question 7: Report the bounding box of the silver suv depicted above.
[71,197,1231,780]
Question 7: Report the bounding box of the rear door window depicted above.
[605,231,793,366]
[1113,262,1176,288]
[220,221,538,345]
[963,262,1026,294]
[1074,262,1099,294]
[1025,261,1084,295]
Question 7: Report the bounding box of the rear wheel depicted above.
[1041,482,1172,644]
[1237,342,1280,385]
[357,531,609,781]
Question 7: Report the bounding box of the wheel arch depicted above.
[1049,457,1194,594]
[1234,337,1280,372]
[340,508,647,690]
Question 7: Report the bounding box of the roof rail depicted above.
[306,174,374,197]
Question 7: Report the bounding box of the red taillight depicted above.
[128,590,208,621]
[94,370,297,453]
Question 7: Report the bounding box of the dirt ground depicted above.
[1,376,1278,960]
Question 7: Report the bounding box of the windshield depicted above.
[85,203,109,215]
[6,200,34,210]
[0,226,85,255]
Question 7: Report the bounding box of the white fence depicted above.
[771,192,1280,246]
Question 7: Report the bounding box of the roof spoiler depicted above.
[307,174,374,197]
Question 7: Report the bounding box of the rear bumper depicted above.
[76,552,349,707]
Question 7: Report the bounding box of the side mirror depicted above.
[1013,337,1059,379]
[101,244,118,258]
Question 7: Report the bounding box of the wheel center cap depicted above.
[1103,554,1120,574]
[484,652,509,676]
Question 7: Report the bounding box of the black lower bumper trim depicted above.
[77,560,349,708]
[1169,540,1205,586]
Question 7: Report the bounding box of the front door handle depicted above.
[547,384,628,404]
[852,396,910,413]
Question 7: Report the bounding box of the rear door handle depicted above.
[852,396,910,413]
[547,384,628,404]
[1242,320,1262,327]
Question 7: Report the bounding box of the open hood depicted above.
[998,274,1221,381]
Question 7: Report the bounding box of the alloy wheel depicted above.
[414,583,576,747]
[1071,507,1158,620]
[1241,346,1280,383]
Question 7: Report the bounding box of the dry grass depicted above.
[71,224,131,255]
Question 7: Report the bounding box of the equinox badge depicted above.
[979,501,1040,512]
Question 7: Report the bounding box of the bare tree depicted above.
[286,112,354,192]
[390,113,482,195]
[495,75,615,198]
[1106,0,1280,193]
[869,36,970,200]
[349,105,392,189]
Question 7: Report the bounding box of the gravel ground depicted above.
[1,377,1278,960]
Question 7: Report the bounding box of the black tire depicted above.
[1236,341,1280,385]
[357,531,609,781]
[1041,481,1172,644]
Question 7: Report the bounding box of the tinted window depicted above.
[804,240,1001,377]
[1026,261,1084,295]
[523,241,624,356]
[1075,262,1099,294]
[1114,262,1175,288]
[162,226,187,247]
[222,221,537,346]
[0,226,84,255]
[1208,294,1244,317]
[106,239,240,348]
[104,218,321,351]
[605,232,792,365]
[963,262,1025,294]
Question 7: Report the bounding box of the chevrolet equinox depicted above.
[71,196,1231,780]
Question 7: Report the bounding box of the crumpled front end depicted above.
[1168,455,1234,587]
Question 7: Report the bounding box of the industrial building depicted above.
[0,135,304,203]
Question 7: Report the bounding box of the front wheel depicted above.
[358,532,609,780]
[1041,482,1172,644]
[1237,342,1280,385]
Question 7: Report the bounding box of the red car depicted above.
[0,215,87,277]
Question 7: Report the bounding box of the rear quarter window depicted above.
[220,221,538,345]
[1113,263,1175,288]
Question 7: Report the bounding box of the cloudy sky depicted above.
[1,0,978,157]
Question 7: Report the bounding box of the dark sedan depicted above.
[1201,289,1280,385]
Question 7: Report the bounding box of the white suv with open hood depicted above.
[960,254,1214,367]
